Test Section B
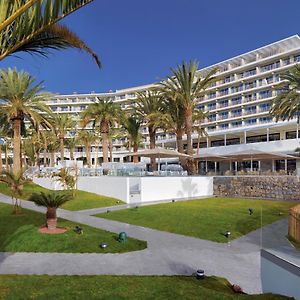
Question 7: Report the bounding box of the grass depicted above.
[0,275,289,300]
[95,197,298,243]
[0,202,146,253]
[0,182,123,211]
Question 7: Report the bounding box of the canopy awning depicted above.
[127,148,191,159]
[193,149,300,161]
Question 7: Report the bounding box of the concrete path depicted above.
[0,193,294,294]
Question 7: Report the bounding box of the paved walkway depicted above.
[0,193,295,294]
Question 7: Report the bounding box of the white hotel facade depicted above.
[46,35,300,174]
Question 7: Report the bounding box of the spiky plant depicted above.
[0,169,29,214]
[28,191,72,229]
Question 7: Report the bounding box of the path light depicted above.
[249,208,254,215]
[225,231,231,238]
[74,226,83,235]
[100,243,108,249]
[196,269,205,280]
[278,212,283,216]
[172,199,175,203]
[135,206,139,209]
[107,209,110,213]
[118,232,127,243]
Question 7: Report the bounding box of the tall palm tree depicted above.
[159,60,217,156]
[47,133,60,167]
[50,114,75,162]
[123,116,142,163]
[0,1,100,66]
[0,68,52,175]
[77,130,96,168]
[193,110,209,155]
[135,90,163,170]
[65,137,77,161]
[81,98,123,163]
[270,66,300,132]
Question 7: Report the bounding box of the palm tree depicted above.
[0,169,29,214]
[270,66,300,133]
[28,191,72,230]
[0,68,52,175]
[135,90,163,170]
[47,134,60,167]
[81,98,123,163]
[65,137,77,161]
[77,130,96,167]
[193,110,209,155]
[159,60,217,156]
[50,114,76,162]
[123,116,142,163]
[0,1,100,66]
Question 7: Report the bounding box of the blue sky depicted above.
[1,0,300,94]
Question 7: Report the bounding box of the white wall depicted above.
[33,176,213,204]
[77,177,129,203]
[139,176,213,203]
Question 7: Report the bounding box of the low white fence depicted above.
[33,176,213,204]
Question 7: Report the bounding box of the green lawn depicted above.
[95,198,297,242]
[0,202,146,253]
[0,275,289,300]
[0,182,123,211]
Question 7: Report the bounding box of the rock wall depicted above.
[213,176,300,201]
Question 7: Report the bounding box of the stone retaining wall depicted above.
[213,176,300,201]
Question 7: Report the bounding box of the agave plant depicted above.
[28,191,72,230]
[0,169,29,214]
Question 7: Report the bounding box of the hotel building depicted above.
[46,35,300,174]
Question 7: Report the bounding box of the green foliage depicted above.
[97,197,297,242]
[0,202,146,253]
[0,275,289,299]
[28,191,72,208]
[52,167,77,195]
[270,65,300,123]
[0,0,100,65]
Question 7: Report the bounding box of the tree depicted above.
[0,68,52,175]
[52,167,77,196]
[270,66,300,132]
[159,60,217,156]
[77,130,96,167]
[50,114,75,162]
[65,137,77,161]
[0,1,100,66]
[135,90,163,170]
[123,116,142,163]
[193,110,209,155]
[28,191,72,230]
[0,169,29,214]
[81,98,123,163]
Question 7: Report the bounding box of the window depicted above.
[259,90,272,99]
[80,105,86,111]
[286,131,300,139]
[259,116,273,123]
[207,126,216,131]
[244,69,256,77]
[244,93,257,102]
[294,55,300,63]
[231,84,244,93]
[231,97,242,105]
[219,99,228,108]
[226,138,240,145]
[245,106,257,115]
[61,106,68,111]
[219,111,229,120]
[196,105,205,111]
[246,133,279,143]
[245,118,257,125]
[219,88,229,96]
[211,139,225,147]
[282,58,290,66]
[231,109,242,117]
[208,92,216,99]
[259,103,270,112]
[260,61,280,72]
[209,114,216,122]
[232,121,242,128]
[244,81,256,90]
[207,102,216,110]
[51,106,57,112]
[219,123,229,130]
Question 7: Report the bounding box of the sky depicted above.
[1,0,300,94]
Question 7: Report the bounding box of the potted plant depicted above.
[28,192,72,230]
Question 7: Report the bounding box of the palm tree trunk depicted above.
[70,147,74,160]
[185,107,193,156]
[149,126,156,171]
[197,134,201,155]
[12,118,22,175]
[176,128,184,153]
[50,151,55,167]
[5,142,8,170]
[59,134,64,161]
[95,137,100,168]
[85,143,91,168]
[43,140,47,167]
[109,139,113,162]
[46,207,57,230]
[133,142,138,163]
[101,121,109,163]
